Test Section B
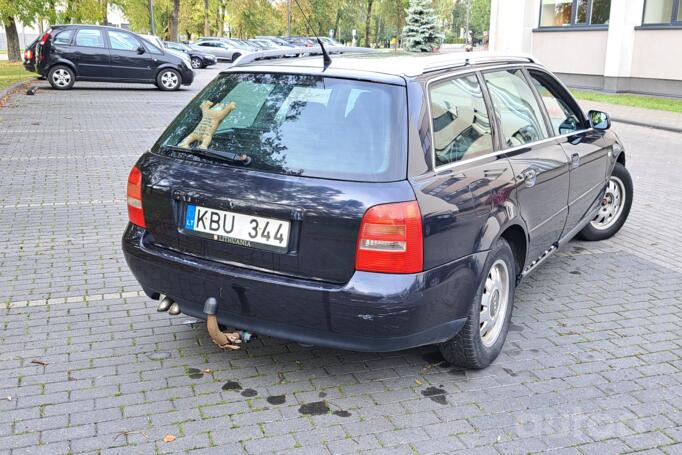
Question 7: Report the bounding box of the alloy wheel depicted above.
[591,176,626,230]
[52,68,71,87]
[160,71,179,89]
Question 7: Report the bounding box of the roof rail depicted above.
[422,53,539,74]
[232,46,376,67]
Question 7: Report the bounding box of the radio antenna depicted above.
[293,0,332,69]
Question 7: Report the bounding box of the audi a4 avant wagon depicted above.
[36,25,194,91]
[122,51,632,368]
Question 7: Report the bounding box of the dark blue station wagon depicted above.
[122,51,632,368]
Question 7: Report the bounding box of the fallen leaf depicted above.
[163,434,176,443]
[415,379,422,385]
[31,359,48,366]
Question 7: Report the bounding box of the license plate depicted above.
[184,204,290,252]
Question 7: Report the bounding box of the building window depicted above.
[643,0,682,24]
[540,0,611,27]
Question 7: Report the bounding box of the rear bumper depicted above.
[122,224,486,352]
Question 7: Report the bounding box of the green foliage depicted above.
[230,0,281,38]
[443,30,464,44]
[572,90,682,114]
[469,0,490,43]
[0,61,32,89]
[0,0,490,51]
[402,0,440,52]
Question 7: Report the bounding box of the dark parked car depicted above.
[122,52,632,368]
[36,25,194,90]
[163,41,217,69]
[23,37,38,72]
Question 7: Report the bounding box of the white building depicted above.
[489,0,682,97]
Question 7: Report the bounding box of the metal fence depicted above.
[0,32,39,51]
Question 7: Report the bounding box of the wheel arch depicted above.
[155,64,182,77]
[498,223,528,277]
[616,150,626,166]
[50,60,78,77]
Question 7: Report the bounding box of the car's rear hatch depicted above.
[139,70,412,284]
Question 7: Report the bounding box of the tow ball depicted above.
[203,297,243,350]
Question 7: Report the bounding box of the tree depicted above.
[2,16,20,61]
[169,0,180,40]
[363,0,373,46]
[468,0,489,44]
[378,0,407,48]
[1,0,53,61]
[402,0,439,52]
[203,0,208,36]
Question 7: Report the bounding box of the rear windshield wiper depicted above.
[161,145,251,166]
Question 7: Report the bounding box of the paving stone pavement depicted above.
[0,65,680,455]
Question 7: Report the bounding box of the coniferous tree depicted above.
[402,0,440,52]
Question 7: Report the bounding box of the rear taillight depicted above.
[24,49,33,60]
[355,201,423,274]
[39,31,50,45]
[127,165,145,228]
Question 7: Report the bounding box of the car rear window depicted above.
[154,72,408,182]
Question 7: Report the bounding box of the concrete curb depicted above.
[611,116,682,134]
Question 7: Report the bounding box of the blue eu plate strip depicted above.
[184,205,196,230]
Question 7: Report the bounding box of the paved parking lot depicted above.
[0,65,680,455]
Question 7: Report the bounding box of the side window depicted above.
[429,74,494,166]
[142,40,163,55]
[53,30,74,45]
[528,71,584,135]
[483,69,548,148]
[75,29,105,48]
[108,31,140,51]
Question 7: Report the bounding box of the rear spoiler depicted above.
[232,46,377,67]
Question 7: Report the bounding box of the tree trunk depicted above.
[203,0,209,37]
[101,0,108,24]
[334,9,340,40]
[215,4,221,37]
[364,0,374,47]
[169,0,180,41]
[2,16,21,62]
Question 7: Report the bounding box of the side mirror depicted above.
[588,110,610,130]
[137,46,145,55]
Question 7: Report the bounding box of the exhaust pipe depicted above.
[168,302,181,316]
[203,297,241,350]
[157,296,174,312]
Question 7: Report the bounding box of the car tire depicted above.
[157,69,181,91]
[439,238,515,369]
[231,53,241,63]
[48,65,75,90]
[576,162,633,241]
[190,57,202,69]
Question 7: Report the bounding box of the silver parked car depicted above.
[191,39,250,62]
